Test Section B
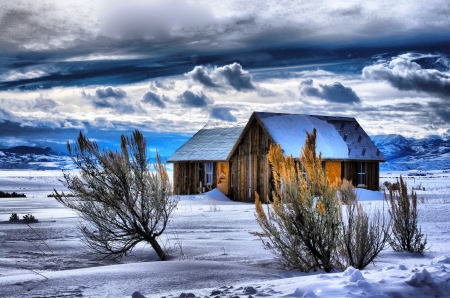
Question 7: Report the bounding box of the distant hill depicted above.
[1,146,59,156]
[1,137,449,171]
[0,146,74,170]
[0,146,168,170]
[371,134,450,171]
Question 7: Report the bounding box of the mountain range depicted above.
[0,134,449,171]
[0,146,74,170]
[371,134,450,171]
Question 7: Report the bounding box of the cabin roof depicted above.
[167,112,386,163]
[255,112,386,161]
[166,122,246,162]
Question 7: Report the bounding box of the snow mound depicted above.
[292,288,317,297]
[349,269,365,282]
[343,266,356,276]
[356,188,384,201]
[204,189,232,202]
[405,268,433,287]
[431,255,450,265]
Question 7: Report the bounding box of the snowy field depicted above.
[1,170,450,297]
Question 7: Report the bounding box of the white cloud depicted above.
[363,53,450,98]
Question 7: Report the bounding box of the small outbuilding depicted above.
[167,112,386,202]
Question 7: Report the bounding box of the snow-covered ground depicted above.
[1,170,450,297]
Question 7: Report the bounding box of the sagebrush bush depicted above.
[9,213,20,221]
[253,130,392,272]
[341,181,391,269]
[23,214,38,223]
[53,130,178,261]
[386,176,427,253]
[253,129,342,272]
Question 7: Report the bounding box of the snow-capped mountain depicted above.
[0,146,75,170]
[1,136,449,171]
[371,134,450,171]
[0,146,169,170]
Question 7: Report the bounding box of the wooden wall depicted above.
[325,161,341,185]
[229,118,274,202]
[173,161,217,195]
[341,161,380,191]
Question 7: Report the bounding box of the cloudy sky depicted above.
[1,0,450,156]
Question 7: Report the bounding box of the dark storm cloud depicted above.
[216,63,255,91]
[428,102,450,123]
[363,54,450,98]
[299,79,361,103]
[95,86,127,99]
[186,63,256,91]
[99,0,217,40]
[141,91,169,108]
[177,90,213,107]
[187,66,218,88]
[209,107,237,122]
[82,86,143,114]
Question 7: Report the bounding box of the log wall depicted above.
[229,119,274,202]
[173,161,217,195]
[341,161,380,191]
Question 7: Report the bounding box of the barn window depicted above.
[205,162,213,185]
[357,162,366,186]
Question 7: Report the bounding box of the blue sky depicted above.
[1,0,450,156]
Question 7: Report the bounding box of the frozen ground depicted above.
[0,170,450,297]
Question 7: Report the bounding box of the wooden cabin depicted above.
[167,112,386,202]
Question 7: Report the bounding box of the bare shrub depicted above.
[253,129,342,272]
[339,179,357,205]
[341,182,391,269]
[386,176,427,253]
[53,130,178,261]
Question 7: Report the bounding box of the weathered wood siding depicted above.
[341,161,380,191]
[173,162,217,195]
[325,161,341,185]
[229,119,273,202]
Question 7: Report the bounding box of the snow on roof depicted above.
[257,113,348,159]
[168,113,385,162]
[256,112,385,161]
[167,121,246,162]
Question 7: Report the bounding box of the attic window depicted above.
[357,136,362,143]
[340,123,345,130]
[362,148,366,156]
[343,135,348,141]
[205,162,213,185]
